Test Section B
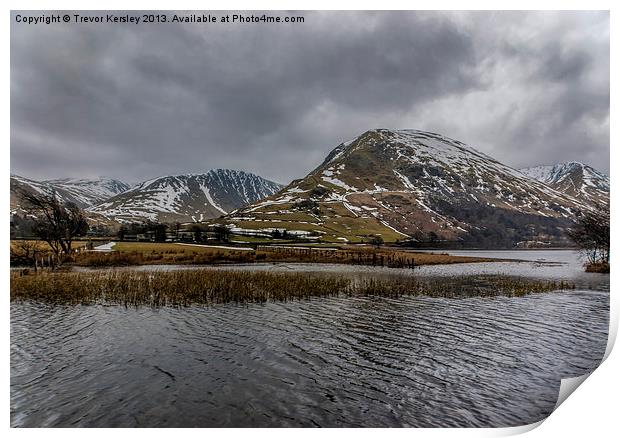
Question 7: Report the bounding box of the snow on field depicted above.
[92,241,116,252]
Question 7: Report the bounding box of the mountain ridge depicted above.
[10,131,609,248]
[88,169,284,223]
[221,128,600,246]
[519,162,609,205]
[10,174,130,212]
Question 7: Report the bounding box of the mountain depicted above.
[89,169,284,223]
[43,177,131,207]
[519,162,609,205]
[10,174,130,213]
[11,175,53,215]
[224,129,593,246]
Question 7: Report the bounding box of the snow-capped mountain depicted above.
[43,177,130,207]
[520,162,609,205]
[227,129,593,246]
[89,169,283,223]
[10,174,130,213]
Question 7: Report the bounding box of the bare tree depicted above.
[10,240,44,271]
[21,190,89,263]
[567,203,610,267]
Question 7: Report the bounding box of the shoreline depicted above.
[12,252,518,271]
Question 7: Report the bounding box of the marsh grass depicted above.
[74,250,260,267]
[73,244,495,269]
[585,262,610,273]
[10,270,574,307]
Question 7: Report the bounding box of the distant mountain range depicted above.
[10,174,130,213]
[11,169,283,224]
[519,162,609,206]
[223,129,608,246]
[10,130,609,247]
[88,169,283,223]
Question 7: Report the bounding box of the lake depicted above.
[10,250,609,427]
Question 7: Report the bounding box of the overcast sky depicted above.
[11,10,609,185]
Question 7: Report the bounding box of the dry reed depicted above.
[72,246,496,269]
[10,270,574,307]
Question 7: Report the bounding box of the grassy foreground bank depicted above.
[10,270,574,307]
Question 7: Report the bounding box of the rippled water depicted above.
[11,250,609,427]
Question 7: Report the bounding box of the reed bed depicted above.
[10,270,574,307]
[585,262,610,273]
[73,245,493,269]
[74,250,262,267]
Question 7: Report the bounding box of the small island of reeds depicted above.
[10,269,574,307]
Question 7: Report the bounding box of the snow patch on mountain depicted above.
[44,177,131,206]
[520,162,609,204]
[233,128,600,245]
[10,174,130,211]
[89,169,283,223]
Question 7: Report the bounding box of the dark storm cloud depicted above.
[408,11,609,174]
[11,10,609,185]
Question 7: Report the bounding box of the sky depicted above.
[11,10,610,185]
